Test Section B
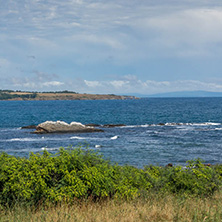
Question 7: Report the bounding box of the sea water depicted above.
[0,98,222,167]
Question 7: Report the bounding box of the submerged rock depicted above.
[102,124,126,128]
[85,123,126,128]
[33,121,103,134]
[21,125,37,129]
[85,123,101,127]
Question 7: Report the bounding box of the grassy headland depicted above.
[1,146,222,221]
[0,90,137,101]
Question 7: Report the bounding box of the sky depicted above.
[1,0,222,95]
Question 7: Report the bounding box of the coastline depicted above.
[0,90,138,101]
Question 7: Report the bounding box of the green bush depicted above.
[0,92,37,100]
[1,147,222,207]
[0,147,142,205]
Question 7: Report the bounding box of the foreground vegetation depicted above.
[1,146,222,221]
[1,193,222,222]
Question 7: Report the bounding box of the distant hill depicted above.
[0,90,138,101]
[147,91,222,98]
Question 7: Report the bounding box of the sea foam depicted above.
[110,135,118,140]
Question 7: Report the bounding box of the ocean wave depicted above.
[41,147,60,151]
[8,137,67,142]
[7,136,108,142]
[187,122,221,126]
[120,125,150,128]
[121,122,221,128]
[0,127,21,132]
[110,135,118,140]
[70,136,111,141]
[70,136,87,140]
[9,138,40,142]
[165,122,221,126]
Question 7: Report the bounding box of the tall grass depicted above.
[1,192,222,222]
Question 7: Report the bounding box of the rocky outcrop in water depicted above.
[102,124,126,128]
[85,123,126,128]
[21,125,37,129]
[33,121,103,134]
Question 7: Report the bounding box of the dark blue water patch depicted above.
[1,98,222,167]
[1,98,222,128]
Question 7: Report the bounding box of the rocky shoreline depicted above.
[22,121,127,134]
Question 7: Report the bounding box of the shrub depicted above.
[1,147,222,207]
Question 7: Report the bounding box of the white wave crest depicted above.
[8,137,66,142]
[110,135,118,140]
[166,122,221,126]
[119,122,221,128]
[141,124,151,127]
[10,138,38,142]
[0,128,21,132]
[70,136,86,140]
[120,125,150,128]
[190,122,221,126]
[120,125,137,128]
[41,147,59,151]
[165,123,183,126]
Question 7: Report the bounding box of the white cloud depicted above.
[3,73,222,94]
[2,0,222,68]
[110,80,127,88]
[74,76,222,94]
[42,81,64,87]
[137,8,222,57]
[5,71,64,90]
[91,78,222,94]
[1,0,222,91]
[84,80,101,87]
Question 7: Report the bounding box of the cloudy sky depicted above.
[1,0,222,94]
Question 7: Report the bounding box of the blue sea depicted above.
[0,98,222,168]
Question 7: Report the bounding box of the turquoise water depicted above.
[0,98,222,167]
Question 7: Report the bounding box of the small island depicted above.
[0,90,138,101]
[32,120,104,134]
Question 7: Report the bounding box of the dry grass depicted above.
[1,193,222,222]
[9,92,33,95]
[3,91,124,101]
[36,93,125,100]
